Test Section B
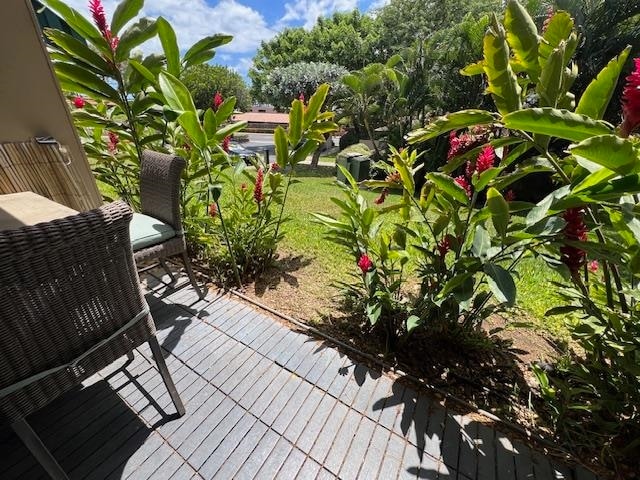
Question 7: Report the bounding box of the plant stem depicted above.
[270,166,294,259]
[216,200,243,289]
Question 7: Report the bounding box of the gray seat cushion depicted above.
[129,212,176,251]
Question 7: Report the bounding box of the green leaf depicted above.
[274,126,289,167]
[156,17,180,77]
[576,47,632,119]
[128,60,157,86]
[483,15,522,116]
[539,11,574,67]
[178,111,206,148]
[537,42,565,107]
[116,17,157,62]
[213,121,247,142]
[366,302,382,325]
[571,167,616,193]
[111,0,143,35]
[208,183,223,202]
[158,71,197,113]
[427,172,469,205]
[288,99,304,147]
[484,263,516,306]
[291,140,320,165]
[54,62,120,101]
[407,110,496,144]
[504,0,540,80]
[183,35,233,66]
[503,108,612,142]
[570,135,638,175]
[203,108,217,139]
[472,225,491,259]
[303,83,330,130]
[215,97,236,125]
[472,167,502,192]
[486,188,509,238]
[44,29,110,73]
[406,315,421,333]
[460,61,485,76]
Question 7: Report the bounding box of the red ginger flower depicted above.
[475,145,495,175]
[505,189,516,202]
[89,0,108,36]
[73,95,85,108]
[621,58,640,137]
[254,167,264,203]
[560,208,588,274]
[588,260,599,274]
[213,91,223,110]
[107,131,119,153]
[357,254,373,273]
[298,92,305,104]
[222,136,231,153]
[374,188,389,205]
[455,175,472,199]
[437,236,451,258]
[208,203,218,217]
[270,162,280,172]
[447,131,477,161]
[542,7,554,33]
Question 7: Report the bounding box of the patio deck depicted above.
[0,269,599,480]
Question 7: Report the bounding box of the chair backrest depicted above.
[140,150,186,231]
[0,201,152,423]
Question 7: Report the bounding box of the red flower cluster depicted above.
[588,260,599,274]
[447,130,476,161]
[298,92,305,104]
[621,58,640,137]
[254,167,264,203]
[89,0,119,52]
[374,188,389,205]
[222,136,231,153]
[212,91,223,111]
[385,171,402,184]
[208,203,218,218]
[560,208,588,274]
[357,254,373,273]
[454,175,472,199]
[73,95,85,108]
[107,131,119,153]
[505,189,516,202]
[270,162,280,172]
[465,145,495,178]
[437,236,451,258]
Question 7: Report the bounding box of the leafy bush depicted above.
[181,64,252,112]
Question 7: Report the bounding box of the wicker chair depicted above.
[0,201,185,480]
[131,150,204,299]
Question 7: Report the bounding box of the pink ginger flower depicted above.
[298,92,305,103]
[454,175,472,199]
[357,254,373,273]
[107,131,119,153]
[222,136,231,153]
[621,58,640,137]
[254,167,264,203]
[588,260,599,274]
[208,203,218,217]
[270,162,280,172]
[73,95,85,108]
[542,7,554,33]
[437,236,451,258]
[213,91,223,110]
[475,146,495,174]
[89,0,118,51]
[505,189,516,202]
[560,208,588,274]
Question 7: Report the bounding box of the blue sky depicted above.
[65,0,389,79]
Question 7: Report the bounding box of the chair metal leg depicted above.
[127,350,135,361]
[181,251,205,299]
[12,418,69,480]
[148,335,185,417]
[158,258,175,283]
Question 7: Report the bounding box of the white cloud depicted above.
[279,0,358,29]
[59,0,275,54]
[368,0,389,10]
[229,56,254,76]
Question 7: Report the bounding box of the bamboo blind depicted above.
[0,139,101,211]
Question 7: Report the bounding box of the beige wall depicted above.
[0,0,102,210]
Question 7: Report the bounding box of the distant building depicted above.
[251,104,276,113]
[232,112,289,133]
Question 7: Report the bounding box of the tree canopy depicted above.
[250,11,380,102]
[181,64,252,112]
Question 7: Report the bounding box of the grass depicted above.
[278,165,568,337]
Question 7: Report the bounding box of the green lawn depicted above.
[280,165,567,337]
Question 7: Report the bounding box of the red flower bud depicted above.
[560,208,588,274]
[213,91,224,110]
[588,260,599,274]
[107,131,119,154]
[374,188,389,205]
[357,254,373,273]
[222,136,231,153]
[208,203,218,217]
[254,167,264,203]
[73,95,85,108]
[454,175,472,199]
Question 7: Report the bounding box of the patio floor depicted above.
[0,269,599,480]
